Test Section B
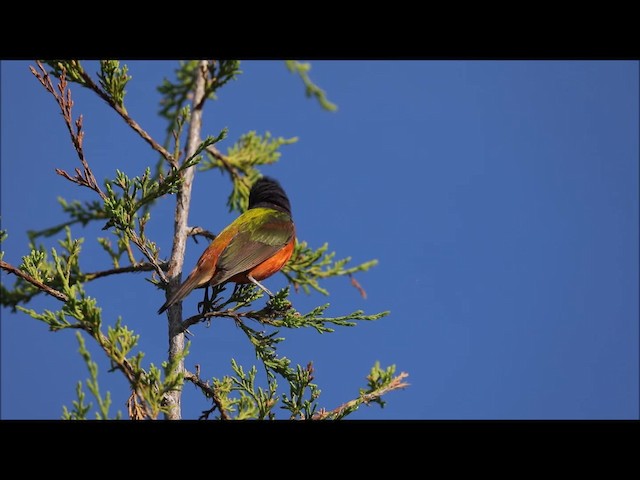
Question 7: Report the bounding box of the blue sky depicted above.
[1,60,638,420]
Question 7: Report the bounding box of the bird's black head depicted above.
[248,176,292,215]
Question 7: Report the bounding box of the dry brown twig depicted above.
[349,274,367,299]
[29,62,107,200]
[205,145,241,181]
[183,369,230,420]
[127,390,148,420]
[72,61,177,169]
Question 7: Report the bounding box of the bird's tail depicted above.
[157,271,208,315]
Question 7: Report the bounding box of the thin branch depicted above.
[187,226,217,243]
[349,274,367,299]
[126,232,168,284]
[83,262,167,281]
[1,260,69,302]
[180,307,257,333]
[75,67,178,168]
[2,258,154,419]
[205,145,240,180]
[184,369,230,420]
[179,302,303,333]
[311,372,410,420]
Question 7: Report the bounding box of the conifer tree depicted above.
[1,60,409,419]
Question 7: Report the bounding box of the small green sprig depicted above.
[43,59,88,86]
[43,60,131,111]
[200,131,297,213]
[228,360,278,420]
[61,381,93,420]
[282,241,379,295]
[285,60,338,112]
[65,332,117,419]
[97,60,131,111]
[281,362,321,419]
[313,362,409,420]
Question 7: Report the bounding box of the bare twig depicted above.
[1,260,69,302]
[312,372,410,420]
[30,62,106,200]
[184,369,230,420]
[84,262,167,281]
[187,226,217,243]
[205,145,240,180]
[30,62,169,285]
[127,390,147,420]
[349,274,367,299]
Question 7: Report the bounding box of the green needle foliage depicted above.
[97,60,131,111]
[62,332,118,420]
[1,60,408,420]
[285,60,338,112]
[200,131,298,213]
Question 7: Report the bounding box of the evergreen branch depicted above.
[282,241,379,296]
[158,61,200,153]
[163,60,209,420]
[281,362,320,419]
[201,131,297,213]
[285,61,338,112]
[21,297,159,419]
[74,331,114,419]
[2,259,165,309]
[312,371,410,420]
[41,60,177,167]
[157,61,239,164]
[62,381,92,420]
[179,288,388,334]
[86,329,157,419]
[197,60,242,110]
[184,369,230,420]
[97,60,130,111]
[205,145,241,180]
[30,64,169,282]
[1,260,68,302]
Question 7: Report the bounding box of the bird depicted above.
[158,176,295,315]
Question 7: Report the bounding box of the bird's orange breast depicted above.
[229,235,296,284]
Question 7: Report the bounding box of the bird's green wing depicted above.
[209,208,294,286]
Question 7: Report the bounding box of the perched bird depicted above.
[158,176,295,315]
